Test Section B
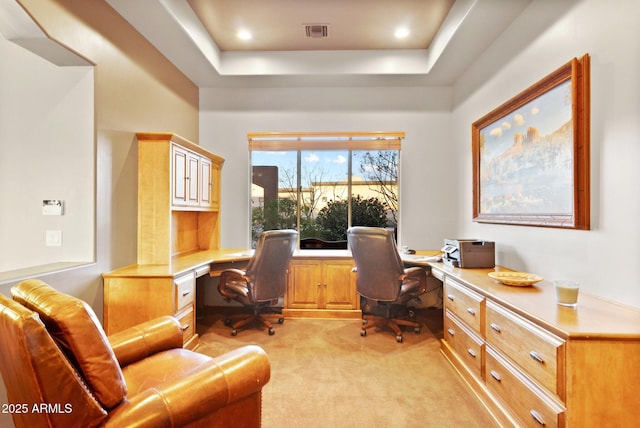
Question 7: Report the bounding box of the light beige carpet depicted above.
[196,308,497,428]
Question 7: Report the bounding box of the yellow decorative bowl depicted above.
[488,271,544,287]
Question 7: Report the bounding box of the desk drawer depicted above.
[444,278,484,335]
[444,310,484,378]
[486,300,565,397]
[174,272,195,312]
[175,305,195,343]
[486,346,565,428]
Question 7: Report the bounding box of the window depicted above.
[249,132,402,249]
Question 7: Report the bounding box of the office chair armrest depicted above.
[403,266,427,278]
[104,345,270,427]
[219,269,251,299]
[108,316,184,367]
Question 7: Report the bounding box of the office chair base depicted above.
[361,315,421,343]
[224,313,284,336]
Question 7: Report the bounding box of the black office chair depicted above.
[218,229,298,336]
[347,226,427,343]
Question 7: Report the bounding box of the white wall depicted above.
[452,0,640,308]
[0,35,94,272]
[201,0,640,310]
[199,85,456,252]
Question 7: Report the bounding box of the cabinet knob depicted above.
[446,294,455,301]
[466,348,476,358]
[529,351,545,364]
[447,328,455,337]
[490,370,501,382]
[466,308,476,316]
[182,290,191,297]
[490,323,501,333]
[529,409,546,426]
[181,324,190,331]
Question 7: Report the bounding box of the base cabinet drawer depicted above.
[486,300,565,396]
[174,272,195,312]
[176,305,195,343]
[444,310,484,378]
[444,278,484,334]
[486,346,565,428]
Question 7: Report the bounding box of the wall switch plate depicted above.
[46,230,62,246]
[43,200,64,215]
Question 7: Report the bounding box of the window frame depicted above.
[249,131,404,248]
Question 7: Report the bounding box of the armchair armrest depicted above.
[105,345,270,427]
[108,316,183,367]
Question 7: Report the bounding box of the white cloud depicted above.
[514,114,524,125]
[490,127,503,137]
[531,106,540,115]
[501,121,511,130]
[333,155,347,164]
[304,153,320,162]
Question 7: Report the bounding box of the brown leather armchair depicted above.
[0,279,270,428]
[218,229,297,336]
[347,226,428,343]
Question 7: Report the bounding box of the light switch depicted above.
[46,230,62,247]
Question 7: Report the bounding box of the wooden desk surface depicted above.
[102,248,253,278]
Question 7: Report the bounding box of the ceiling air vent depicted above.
[305,24,329,38]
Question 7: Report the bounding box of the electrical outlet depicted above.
[46,230,62,247]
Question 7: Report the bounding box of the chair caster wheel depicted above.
[414,327,421,334]
[362,319,368,325]
[396,335,403,343]
[268,328,275,335]
[231,329,238,336]
[278,318,285,324]
[360,329,367,337]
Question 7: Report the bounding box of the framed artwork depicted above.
[472,54,590,229]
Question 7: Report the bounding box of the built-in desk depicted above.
[102,249,252,349]
[430,262,640,428]
[103,249,442,347]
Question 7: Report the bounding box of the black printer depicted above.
[441,239,495,268]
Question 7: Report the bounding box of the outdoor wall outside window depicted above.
[249,132,403,249]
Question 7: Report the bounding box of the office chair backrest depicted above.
[246,229,298,301]
[347,226,405,302]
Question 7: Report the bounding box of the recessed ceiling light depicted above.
[394,27,410,39]
[237,29,252,41]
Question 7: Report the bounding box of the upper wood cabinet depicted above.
[136,133,224,265]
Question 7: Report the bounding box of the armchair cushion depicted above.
[11,279,127,410]
[107,345,270,427]
[108,315,184,367]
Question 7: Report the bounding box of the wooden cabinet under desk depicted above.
[283,256,360,319]
[432,263,640,428]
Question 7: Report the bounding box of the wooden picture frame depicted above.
[472,54,590,229]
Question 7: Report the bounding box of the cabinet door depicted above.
[286,260,322,309]
[186,152,200,205]
[323,260,358,310]
[172,145,188,206]
[199,157,213,208]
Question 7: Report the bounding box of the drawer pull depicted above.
[181,324,190,331]
[466,348,476,358]
[447,328,455,337]
[446,294,455,301]
[182,290,191,297]
[489,323,501,333]
[529,409,546,426]
[489,370,501,382]
[529,351,545,364]
[466,308,476,316]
